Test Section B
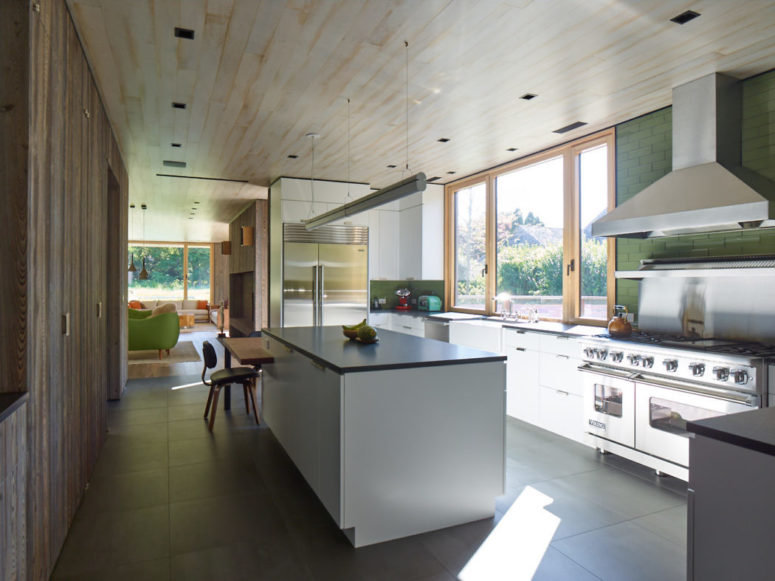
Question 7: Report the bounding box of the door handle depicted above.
[566,259,575,276]
[515,347,526,352]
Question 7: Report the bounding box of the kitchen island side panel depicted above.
[342,361,506,547]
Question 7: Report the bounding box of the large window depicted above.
[446,130,614,324]
[128,242,212,302]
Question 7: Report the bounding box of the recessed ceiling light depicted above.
[427,176,441,182]
[507,147,518,152]
[188,217,194,220]
[174,27,195,40]
[670,10,700,25]
[172,102,186,110]
[447,171,456,175]
[553,121,587,134]
[437,138,450,143]
[194,201,200,204]
[171,143,182,148]
[163,160,187,168]
[387,164,397,169]
[520,93,537,100]
[287,154,298,159]
[130,204,136,208]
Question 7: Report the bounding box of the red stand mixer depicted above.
[395,288,411,310]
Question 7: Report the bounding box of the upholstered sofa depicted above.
[128,309,180,358]
[128,299,211,322]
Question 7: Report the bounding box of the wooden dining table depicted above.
[216,336,274,411]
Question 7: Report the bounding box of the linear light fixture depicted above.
[303,173,427,231]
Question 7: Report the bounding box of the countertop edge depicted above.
[262,329,506,374]
[0,392,28,424]
[688,415,775,457]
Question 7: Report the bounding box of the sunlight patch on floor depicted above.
[169,381,203,391]
[458,486,560,581]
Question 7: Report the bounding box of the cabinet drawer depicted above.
[539,352,583,395]
[539,386,584,443]
[539,333,581,358]
[449,320,502,353]
[502,327,541,351]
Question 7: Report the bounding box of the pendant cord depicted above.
[308,133,317,218]
[346,98,351,201]
[404,40,409,175]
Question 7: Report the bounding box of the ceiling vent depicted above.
[427,176,441,182]
[163,160,186,168]
[174,27,195,40]
[172,102,186,110]
[553,121,587,134]
[520,93,537,100]
[670,10,700,25]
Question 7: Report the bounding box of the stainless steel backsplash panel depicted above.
[638,276,775,342]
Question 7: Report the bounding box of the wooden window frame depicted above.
[127,241,215,303]
[444,128,616,325]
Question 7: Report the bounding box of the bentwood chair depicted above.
[201,340,260,431]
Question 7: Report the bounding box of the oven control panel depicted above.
[579,338,759,392]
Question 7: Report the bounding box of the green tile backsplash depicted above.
[370,280,444,310]
[615,70,775,320]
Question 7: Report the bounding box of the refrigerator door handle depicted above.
[318,265,325,326]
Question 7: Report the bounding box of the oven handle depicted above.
[577,363,638,382]
[635,377,759,407]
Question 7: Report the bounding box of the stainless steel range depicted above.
[579,332,769,481]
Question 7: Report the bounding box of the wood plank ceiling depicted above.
[67,0,775,242]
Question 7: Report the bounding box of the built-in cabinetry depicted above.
[369,312,425,337]
[0,397,27,580]
[450,321,589,445]
[268,178,443,309]
[228,201,268,336]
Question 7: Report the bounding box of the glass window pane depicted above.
[495,156,564,320]
[187,246,211,301]
[128,244,185,302]
[579,144,609,319]
[454,183,487,310]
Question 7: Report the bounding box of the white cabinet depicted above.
[370,312,425,337]
[537,334,586,443]
[503,328,540,424]
[376,210,399,279]
[399,203,422,280]
[449,320,503,353]
[421,187,444,280]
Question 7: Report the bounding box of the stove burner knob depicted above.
[689,363,705,377]
[595,349,608,361]
[733,369,749,384]
[610,351,623,363]
[627,354,641,366]
[584,347,595,358]
[712,366,730,381]
[662,359,678,372]
[642,356,654,369]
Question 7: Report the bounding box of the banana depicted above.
[342,318,368,330]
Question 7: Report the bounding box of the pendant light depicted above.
[303,40,425,231]
[139,204,150,280]
[128,203,137,272]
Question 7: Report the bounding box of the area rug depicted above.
[128,341,201,364]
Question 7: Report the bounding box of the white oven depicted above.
[635,379,757,468]
[579,365,635,448]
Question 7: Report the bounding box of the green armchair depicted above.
[128,309,180,358]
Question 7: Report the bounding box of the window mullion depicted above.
[562,149,576,322]
[485,173,497,315]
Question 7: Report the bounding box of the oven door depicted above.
[579,365,635,447]
[635,381,756,468]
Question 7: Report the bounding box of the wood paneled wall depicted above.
[0,0,29,395]
[21,1,129,578]
[0,401,27,581]
[212,244,230,307]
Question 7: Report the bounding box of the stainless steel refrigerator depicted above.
[282,223,368,327]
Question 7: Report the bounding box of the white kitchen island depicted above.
[260,326,506,547]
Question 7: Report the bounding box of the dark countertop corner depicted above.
[0,392,28,424]
[688,406,775,457]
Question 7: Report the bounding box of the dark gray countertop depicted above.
[0,392,28,424]
[262,326,506,374]
[369,309,440,319]
[688,406,775,457]
[498,320,603,336]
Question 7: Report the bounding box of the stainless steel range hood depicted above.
[592,73,775,238]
